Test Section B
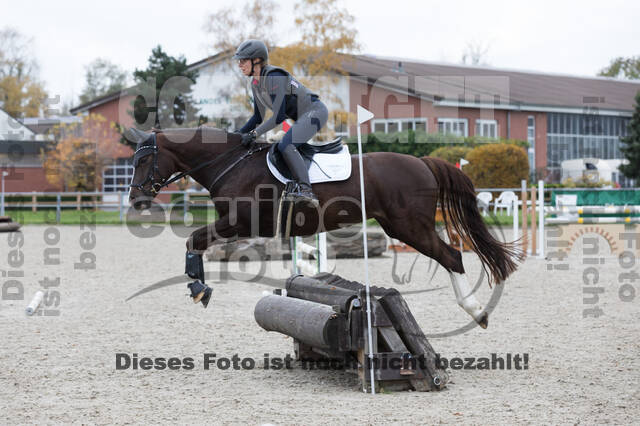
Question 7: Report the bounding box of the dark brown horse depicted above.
[128,126,521,328]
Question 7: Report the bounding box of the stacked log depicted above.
[254,273,448,392]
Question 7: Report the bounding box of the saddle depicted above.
[267,137,352,184]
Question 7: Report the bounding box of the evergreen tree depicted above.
[130,45,201,129]
[619,92,640,179]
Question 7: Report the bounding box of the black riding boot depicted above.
[281,144,319,207]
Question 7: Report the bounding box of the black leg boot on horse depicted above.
[281,144,319,207]
[185,251,212,308]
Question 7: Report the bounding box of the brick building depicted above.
[0,109,58,192]
[62,53,640,190]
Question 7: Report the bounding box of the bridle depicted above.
[129,132,165,196]
[129,131,268,196]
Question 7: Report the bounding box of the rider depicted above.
[233,39,328,206]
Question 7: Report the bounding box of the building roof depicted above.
[187,49,232,71]
[22,116,82,135]
[69,89,134,115]
[0,108,40,141]
[69,52,640,116]
[342,54,640,115]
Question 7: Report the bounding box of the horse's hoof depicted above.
[476,312,489,329]
[188,281,212,308]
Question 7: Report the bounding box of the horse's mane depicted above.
[157,126,242,145]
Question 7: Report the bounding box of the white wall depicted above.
[0,109,36,141]
[190,59,250,128]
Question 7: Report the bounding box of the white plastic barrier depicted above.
[291,233,327,276]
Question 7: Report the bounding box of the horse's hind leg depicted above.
[389,225,488,328]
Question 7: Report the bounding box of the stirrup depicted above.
[188,280,212,308]
[285,186,319,207]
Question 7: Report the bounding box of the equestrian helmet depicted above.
[232,39,268,62]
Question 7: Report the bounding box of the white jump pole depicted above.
[538,180,544,259]
[356,105,376,395]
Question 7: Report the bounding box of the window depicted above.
[475,119,498,139]
[438,118,468,137]
[546,112,631,184]
[373,122,386,133]
[103,158,134,192]
[371,118,428,133]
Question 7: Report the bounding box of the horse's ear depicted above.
[124,128,152,145]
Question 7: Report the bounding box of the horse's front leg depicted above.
[184,215,244,308]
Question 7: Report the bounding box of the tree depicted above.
[204,0,279,112]
[598,56,640,80]
[131,45,201,129]
[0,27,47,118]
[43,114,132,191]
[271,0,360,78]
[431,145,473,165]
[460,40,491,66]
[464,144,529,188]
[79,58,129,104]
[618,92,640,179]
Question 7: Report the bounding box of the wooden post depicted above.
[76,193,81,211]
[521,181,528,255]
[530,186,537,256]
[32,192,36,212]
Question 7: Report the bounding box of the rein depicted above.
[207,145,269,192]
[130,131,269,196]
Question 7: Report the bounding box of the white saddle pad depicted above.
[267,145,352,184]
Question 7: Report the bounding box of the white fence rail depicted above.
[0,190,213,223]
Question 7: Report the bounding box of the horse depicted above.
[127,126,521,328]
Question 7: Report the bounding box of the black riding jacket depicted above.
[239,65,318,136]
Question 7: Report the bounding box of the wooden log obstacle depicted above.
[254,273,448,392]
[0,216,21,232]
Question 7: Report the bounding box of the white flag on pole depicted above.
[357,105,374,125]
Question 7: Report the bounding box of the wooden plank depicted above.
[531,186,537,255]
[378,289,448,390]
[378,327,430,391]
[285,275,357,314]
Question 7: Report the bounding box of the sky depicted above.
[2,0,639,111]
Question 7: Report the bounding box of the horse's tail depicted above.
[421,156,522,285]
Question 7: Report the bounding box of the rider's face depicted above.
[238,58,253,76]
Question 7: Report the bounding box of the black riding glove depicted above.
[240,130,257,148]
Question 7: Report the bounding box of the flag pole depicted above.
[356,105,376,394]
